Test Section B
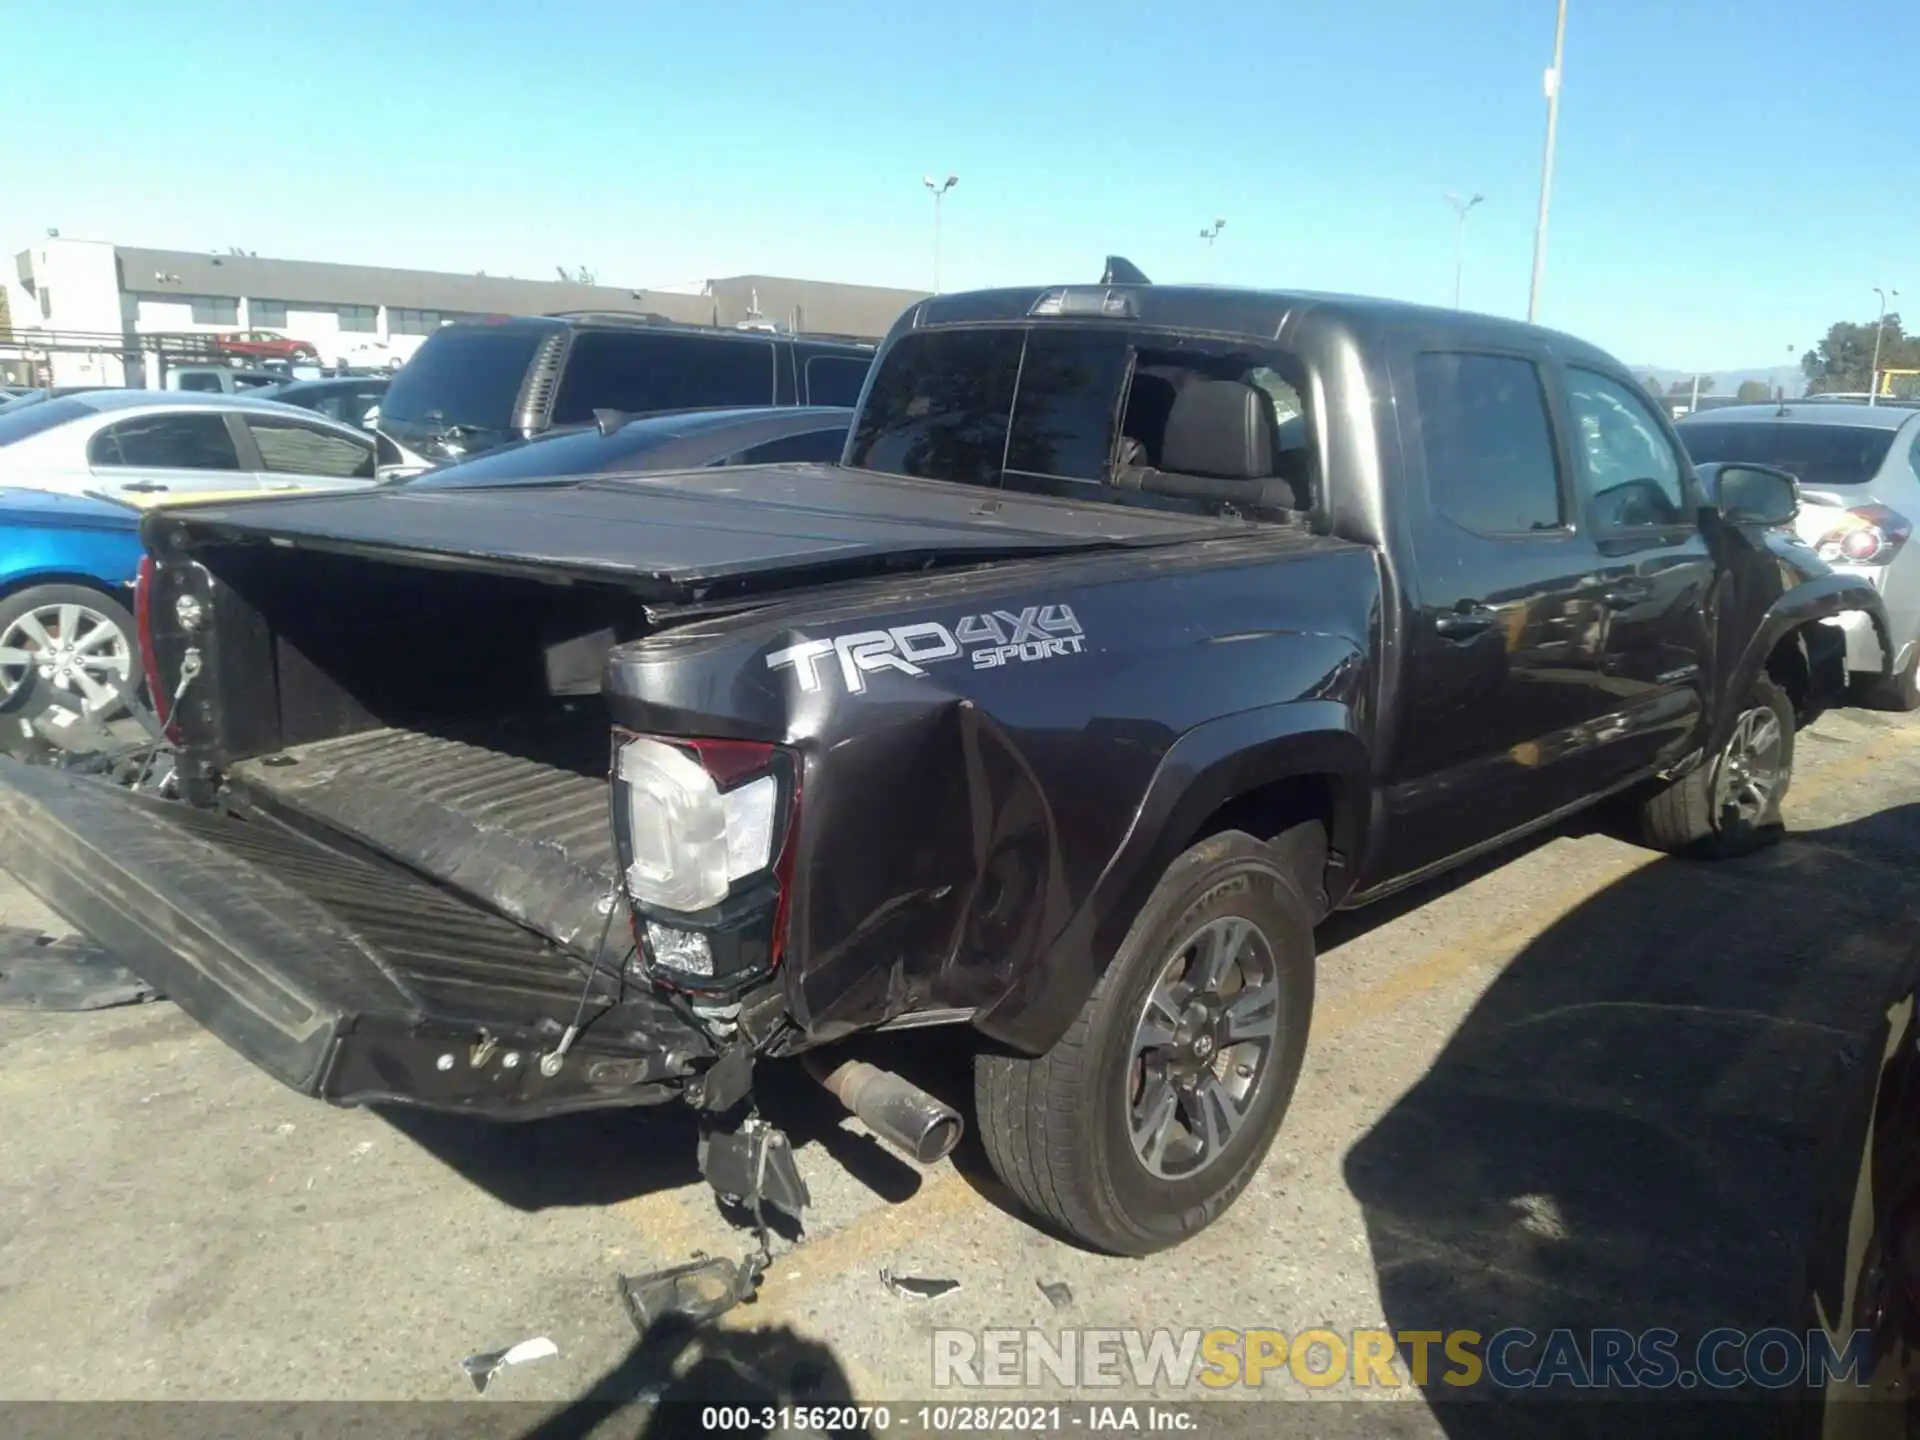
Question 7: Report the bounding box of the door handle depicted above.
[1434,605,1496,640]
[1602,582,1652,611]
[119,481,170,493]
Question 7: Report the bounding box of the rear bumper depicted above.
[0,760,713,1118]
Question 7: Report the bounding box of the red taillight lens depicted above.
[132,554,173,730]
[1816,505,1913,566]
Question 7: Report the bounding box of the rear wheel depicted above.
[1639,674,1795,857]
[975,831,1315,1255]
[0,585,137,719]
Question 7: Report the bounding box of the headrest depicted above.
[1160,379,1274,480]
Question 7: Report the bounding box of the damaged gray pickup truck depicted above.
[0,262,1890,1279]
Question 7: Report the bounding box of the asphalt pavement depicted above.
[2,707,1917,1433]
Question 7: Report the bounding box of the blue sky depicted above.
[1,0,1911,372]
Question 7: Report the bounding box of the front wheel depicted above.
[1639,674,1795,857]
[975,831,1315,1255]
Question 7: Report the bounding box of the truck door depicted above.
[1558,365,1713,783]
[1380,349,1617,881]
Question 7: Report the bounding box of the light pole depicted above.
[1527,0,1569,323]
[924,173,958,294]
[1445,192,1484,309]
[1199,219,1226,281]
[1870,285,1899,405]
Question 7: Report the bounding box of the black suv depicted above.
[374,313,875,478]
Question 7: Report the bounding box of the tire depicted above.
[0,584,139,720]
[1857,639,1920,713]
[1639,674,1795,857]
[975,830,1316,1256]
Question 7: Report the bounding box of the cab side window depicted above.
[1564,369,1688,529]
[1413,352,1564,535]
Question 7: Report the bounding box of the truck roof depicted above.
[901,282,1624,370]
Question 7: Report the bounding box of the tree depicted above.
[1640,375,1665,397]
[1735,379,1770,403]
[1667,375,1715,397]
[0,287,10,333]
[1802,314,1920,393]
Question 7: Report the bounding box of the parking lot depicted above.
[2,704,1917,1422]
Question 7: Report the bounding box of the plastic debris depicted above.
[1037,1280,1073,1310]
[461,1336,558,1394]
[880,1267,960,1300]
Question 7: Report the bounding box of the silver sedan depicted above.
[0,390,379,501]
[1678,401,1920,709]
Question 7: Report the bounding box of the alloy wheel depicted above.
[1711,703,1785,829]
[1126,915,1282,1180]
[0,602,134,716]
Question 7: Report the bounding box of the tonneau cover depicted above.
[144,464,1241,598]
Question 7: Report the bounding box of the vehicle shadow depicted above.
[515,1308,869,1440]
[1341,801,1920,1437]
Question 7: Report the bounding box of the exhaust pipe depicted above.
[806,1057,964,1165]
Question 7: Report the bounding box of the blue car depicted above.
[0,488,145,717]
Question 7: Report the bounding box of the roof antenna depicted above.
[1101,256,1151,286]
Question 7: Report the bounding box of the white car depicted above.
[0,390,379,501]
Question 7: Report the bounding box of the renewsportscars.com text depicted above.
[932,1326,1874,1392]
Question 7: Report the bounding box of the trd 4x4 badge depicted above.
[766,604,1086,695]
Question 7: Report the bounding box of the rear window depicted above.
[380,326,545,429]
[0,395,94,446]
[549,332,776,424]
[847,324,1312,514]
[846,329,1023,487]
[1677,422,1898,487]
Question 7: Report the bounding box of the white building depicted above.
[5,236,926,386]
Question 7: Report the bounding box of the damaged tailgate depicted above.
[0,759,709,1116]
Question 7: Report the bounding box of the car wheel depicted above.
[1639,674,1795,857]
[1858,637,1920,713]
[975,830,1315,1255]
[0,585,138,719]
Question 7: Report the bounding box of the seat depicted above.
[1160,378,1277,481]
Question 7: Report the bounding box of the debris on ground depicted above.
[619,1252,765,1333]
[0,927,161,1011]
[460,1335,558,1394]
[880,1267,960,1299]
[1037,1280,1073,1310]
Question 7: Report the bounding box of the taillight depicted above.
[133,554,173,731]
[612,733,801,992]
[1816,505,1912,566]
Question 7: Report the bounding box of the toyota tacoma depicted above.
[0,262,1889,1266]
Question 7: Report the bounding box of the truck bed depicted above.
[227,719,618,957]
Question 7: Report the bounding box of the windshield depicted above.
[378,327,543,431]
[0,395,93,445]
[1677,422,1898,487]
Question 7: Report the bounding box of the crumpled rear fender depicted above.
[968,697,1372,1056]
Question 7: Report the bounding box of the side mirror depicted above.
[1701,462,1799,527]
